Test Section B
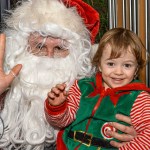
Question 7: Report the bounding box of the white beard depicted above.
[0,52,77,150]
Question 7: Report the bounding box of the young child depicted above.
[44,28,150,150]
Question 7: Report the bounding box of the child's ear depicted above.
[98,66,102,72]
[135,67,139,74]
[134,67,139,79]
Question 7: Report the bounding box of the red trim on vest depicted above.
[89,72,150,105]
[57,130,68,150]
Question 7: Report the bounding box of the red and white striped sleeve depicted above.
[119,91,150,150]
[44,80,81,128]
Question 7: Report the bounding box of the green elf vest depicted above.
[63,73,150,150]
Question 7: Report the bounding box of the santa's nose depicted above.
[46,48,54,57]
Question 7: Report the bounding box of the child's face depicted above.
[28,33,69,58]
[100,44,138,89]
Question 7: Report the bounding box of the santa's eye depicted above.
[53,46,69,58]
[36,43,46,50]
[54,46,63,51]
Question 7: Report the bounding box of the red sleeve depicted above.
[119,91,150,150]
[44,80,81,128]
[44,98,67,115]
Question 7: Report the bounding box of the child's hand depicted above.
[47,83,68,106]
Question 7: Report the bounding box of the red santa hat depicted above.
[63,0,100,44]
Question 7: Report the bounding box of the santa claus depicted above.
[0,0,99,149]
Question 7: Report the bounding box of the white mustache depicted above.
[13,52,77,98]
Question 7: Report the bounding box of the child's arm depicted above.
[44,80,81,128]
[118,91,150,150]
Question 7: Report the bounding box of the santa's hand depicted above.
[106,114,137,148]
[0,34,22,95]
[48,83,68,106]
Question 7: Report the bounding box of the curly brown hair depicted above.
[92,27,147,75]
